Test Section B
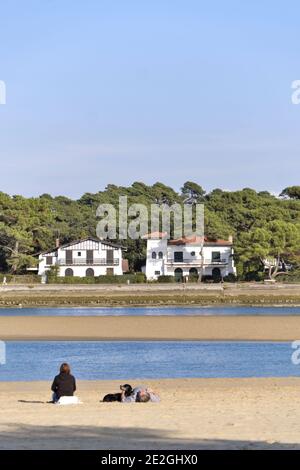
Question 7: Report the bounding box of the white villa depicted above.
[38,237,126,278]
[143,232,236,281]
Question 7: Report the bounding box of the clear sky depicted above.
[0,0,299,198]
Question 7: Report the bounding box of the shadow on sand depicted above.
[0,423,299,450]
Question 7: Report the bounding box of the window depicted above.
[77,252,82,257]
[86,268,94,277]
[212,251,221,262]
[191,251,195,256]
[152,252,157,259]
[65,268,74,277]
[46,256,53,265]
[158,251,163,259]
[174,251,183,262]
[155,270,161,275]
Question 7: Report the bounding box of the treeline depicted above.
[1,182,300,279]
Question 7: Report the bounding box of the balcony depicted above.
[204,258,227,265]
[165,258,228,265]
[56,258,119,266]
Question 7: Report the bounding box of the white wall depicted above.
[145,239,167,280]
[145,240,236,280]
[38,240,123,277]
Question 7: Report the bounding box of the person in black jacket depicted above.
[51,363,76,403]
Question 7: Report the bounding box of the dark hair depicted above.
[60,363,71,374]
[136,391,150,403]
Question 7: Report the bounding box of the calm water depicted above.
[0,341,297,381]
[1,306,300,316]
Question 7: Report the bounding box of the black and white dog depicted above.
[102,384,133,402]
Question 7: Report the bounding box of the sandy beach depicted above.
[1,315,300,341]
[0,378,300,449]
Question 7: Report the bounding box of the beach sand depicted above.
[1,378,300,449]
[1,315,300,341]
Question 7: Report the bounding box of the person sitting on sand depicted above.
[51,363,76,403]
[121,385,160,403]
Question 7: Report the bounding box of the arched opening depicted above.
[152,252,157,259]
[86,268,94,277]
[212,267,222,283]
[65,268,74,277]
[189,267,198,282]
[158,251,163,259]
[174,268,183,282]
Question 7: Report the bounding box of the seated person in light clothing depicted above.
[121,385,160,403]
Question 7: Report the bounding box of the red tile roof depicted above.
[142,233,233,246]
[142,232,168,239]
[168,236,233,246]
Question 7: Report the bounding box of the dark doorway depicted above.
[174,268,183,282]
[106,250,114,265]
[189,267,198,281]
[46,256,53,266]
[87,250,94,264]
[212,267,222,283]
[86,268,94,277]
[65,268,74,277]
[65,250,73,265]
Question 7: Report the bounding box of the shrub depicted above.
[244,271,265,282]
[0,274,41,284]
[96,273,146,284]
[157,275,176,283]
[47,273,146,284]
[223,273,237,283]
[48,276,95,284]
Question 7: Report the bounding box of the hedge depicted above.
[47,273,146,284]
[157,275,176,283]
[0,274,41,284]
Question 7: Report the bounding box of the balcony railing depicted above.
[165,258,228,265]
[56,258,119,266]
[204,259,227,265]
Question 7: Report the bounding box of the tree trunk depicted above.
[198,246,204,283]
[11,240,19,274]
[270,254,281,280]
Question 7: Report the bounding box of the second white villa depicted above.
[143,232,236,281]
[38,237,127,278]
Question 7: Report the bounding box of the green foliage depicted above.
[47,273,146,284]
[46,265,60,280]
[223,273,237,283]
[157,275,176,283]
[0,274,40,284]
[280,186,300,200]
[181,182,205,201]
[1,183,300,281]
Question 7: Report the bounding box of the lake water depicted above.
[1,306,300,316]
[0,341,298,381]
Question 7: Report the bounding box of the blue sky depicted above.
[0,0,299,197]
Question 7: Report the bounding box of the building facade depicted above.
[144,233,236,281]
[38,237,125,278]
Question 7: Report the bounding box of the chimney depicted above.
[228,235,233,244]
[55,238,60,248]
